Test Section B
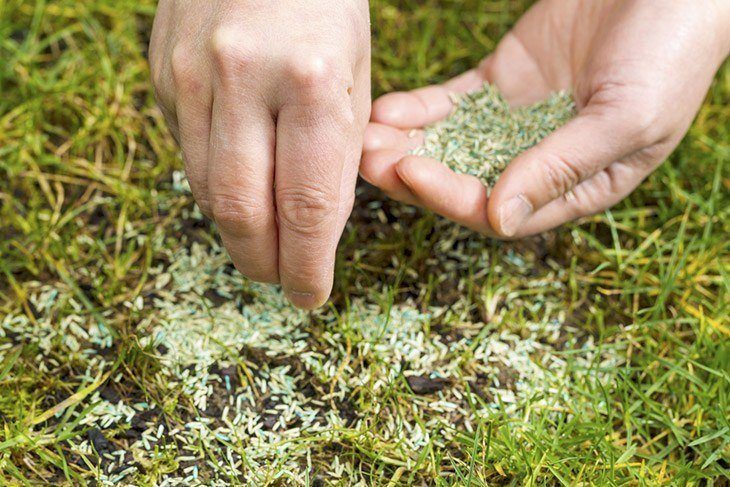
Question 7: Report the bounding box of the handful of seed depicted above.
[412,83,576,187]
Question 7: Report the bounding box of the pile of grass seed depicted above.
[413,84,576,186]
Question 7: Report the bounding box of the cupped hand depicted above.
[150,0,371,308]
[362,0,730,238]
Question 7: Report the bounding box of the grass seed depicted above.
[413,83,576,187]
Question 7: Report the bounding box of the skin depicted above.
[149,0,371,309]
[363,0,730,238]
[151,0,730,309]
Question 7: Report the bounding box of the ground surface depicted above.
[1,0,729,485]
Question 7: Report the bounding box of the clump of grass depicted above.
[413,84,575,186]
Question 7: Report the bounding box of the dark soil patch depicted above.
[406,375,451,395]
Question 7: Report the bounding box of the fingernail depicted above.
[285,289,318,309]
[499,194,533,237]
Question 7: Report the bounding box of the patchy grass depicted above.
[1,0,728,485]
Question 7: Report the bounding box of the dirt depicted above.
[87,427,113,469]
[203,289,228,307]
[99,385,121,403]
[469,364,519,404]
[178,214,212,245]
[406,375,451,395]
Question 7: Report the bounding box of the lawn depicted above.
[0,0,728,485]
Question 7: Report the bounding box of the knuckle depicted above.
[170,45,201,94]
[210,28,257,78]
[543,153,583,200]
[561,186,595,221]
[601,165,624,198]
[564,182,594,210]
[277,186,337,235]
[567,171,614,216]
[286,52,339,93]
[210,193,269,234]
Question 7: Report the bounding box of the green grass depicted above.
[1,0,729,485]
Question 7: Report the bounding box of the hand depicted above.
[362,0,730,238]
[150,0,371,308]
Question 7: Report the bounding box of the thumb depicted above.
[487,101,658,237]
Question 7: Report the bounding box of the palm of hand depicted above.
[362,0,727,238]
